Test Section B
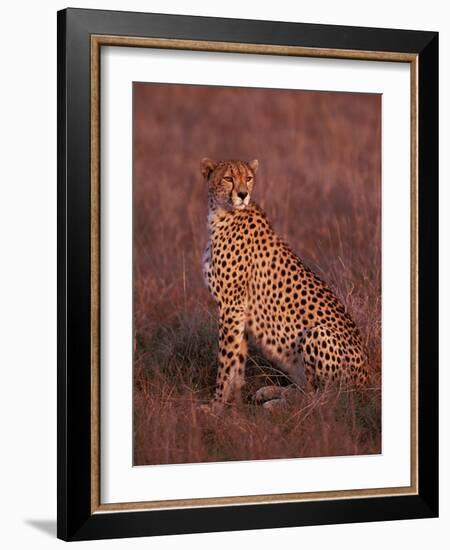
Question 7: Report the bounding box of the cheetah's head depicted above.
[201,158,259,211]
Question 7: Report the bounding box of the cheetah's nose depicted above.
[237,191,248,200]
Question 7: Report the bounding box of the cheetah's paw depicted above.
[262,398,288,413]
[255,385,286,404]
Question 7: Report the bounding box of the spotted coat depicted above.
[201,159,368,409]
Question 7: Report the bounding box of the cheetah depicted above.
[201,158,368,412]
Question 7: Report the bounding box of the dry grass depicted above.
[133,84,381,465]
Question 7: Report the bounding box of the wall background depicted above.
[0,1,446,548]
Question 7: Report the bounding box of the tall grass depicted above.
[133,84,381,465]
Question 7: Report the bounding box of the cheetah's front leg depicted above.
[209,304,248,412]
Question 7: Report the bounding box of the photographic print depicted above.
[58,10,438,539]
[133,83,382,466]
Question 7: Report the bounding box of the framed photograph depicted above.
[57,8,438,541]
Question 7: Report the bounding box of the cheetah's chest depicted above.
[203,216,249,301]
[202,240,214,294]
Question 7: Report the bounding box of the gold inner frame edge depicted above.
[90,34,419,514]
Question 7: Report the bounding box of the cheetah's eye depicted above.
[246,176,253,182]
[223,177,233,183]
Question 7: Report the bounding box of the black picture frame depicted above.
[57,7,438,541]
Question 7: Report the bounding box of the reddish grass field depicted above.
[133,83,381,466]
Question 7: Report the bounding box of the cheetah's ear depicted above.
[248,159,259,174]
[200,158,217,179]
